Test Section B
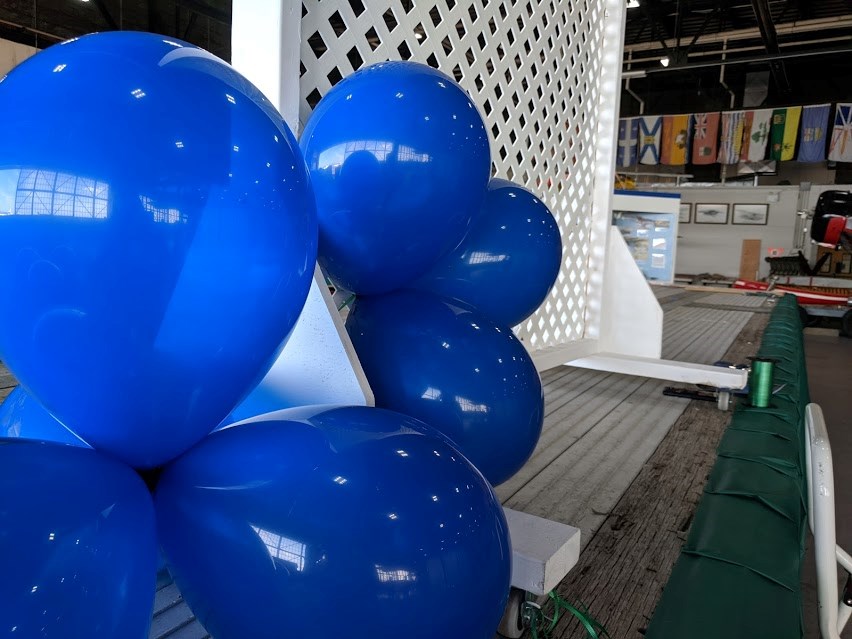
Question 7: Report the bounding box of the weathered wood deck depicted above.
[496,291,763,548]
[548,311,769,638]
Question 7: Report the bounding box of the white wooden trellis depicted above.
[230,0,634,413]
[297,0,618,357]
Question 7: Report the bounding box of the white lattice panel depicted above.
[299,0,622,354]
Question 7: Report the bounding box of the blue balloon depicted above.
[0,440,158,637]
[0,32,317,468]
[301,61,491,295]
[412,178,563,327]
[346,291,544,486]
[156,405,511,639]
[0,386,89,447]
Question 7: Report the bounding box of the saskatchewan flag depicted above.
[770,106,802,161]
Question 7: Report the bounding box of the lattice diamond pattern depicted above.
[300,0,608,352]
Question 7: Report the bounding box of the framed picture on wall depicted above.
[732,203,769,225]
[694,204,729,224]
[679,204,691,224]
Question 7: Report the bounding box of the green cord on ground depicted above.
[526,591,610,639]
[337,293,356,311]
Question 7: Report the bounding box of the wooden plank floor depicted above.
[0,366,15,403]
[496,293,756,547]
[548,311,769,639]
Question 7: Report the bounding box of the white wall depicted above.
[669,186,801,279]
[0,39,37,76]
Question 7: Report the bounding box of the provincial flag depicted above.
[638,116,662,165]
[617,118,639,167]
[769,106,802,161]
[691,112,720,165]
[740,109,772,162]
[797,104,831,162]
[717,111,746,164]
[828,103,852,163]
[660,114,691,165]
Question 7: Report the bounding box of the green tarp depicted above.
[646,295,809,639]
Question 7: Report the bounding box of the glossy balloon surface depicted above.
[156,405,511,639]
[412,178,563,327]
[301,61,490,295]
[346,291,544,486]
[0,32,317,468]
[0,440,157,637]
[0,386,89,447]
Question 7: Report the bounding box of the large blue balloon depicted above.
[0,386,89,447]
[0,33,317,468]
[0,440,158,637]
[156,406,511,639]
[412,178,563,327]
[300,61,491,295]
[346,291,544,486]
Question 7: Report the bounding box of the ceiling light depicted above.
[660,56,670,67]
[626,0,640,8]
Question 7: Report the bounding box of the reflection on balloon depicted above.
[0,32,317,468]
[412,178,563,328]
[346,291,544,486]
[301,61,491,295]
[156,405,511,639]
[0,440,157,638]
[0,386,89,447]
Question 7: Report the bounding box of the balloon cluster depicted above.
[0,34,510,638]
[300,62,563,487]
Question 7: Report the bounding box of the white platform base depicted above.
[567,352,749,389]
[504,507,581,596]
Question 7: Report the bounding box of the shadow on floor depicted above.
[802,332,852,639]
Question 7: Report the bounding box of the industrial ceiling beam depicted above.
[683,5,721,54]
[623,15,852,52]
[182,11,198,40]
[625,33,852,66]
[89,0,118,30]
[750,0,792,95]
[177,0,230,26]
[633,44,852,75]
[638,0,674,55]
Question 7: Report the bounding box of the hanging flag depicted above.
[740,109,772,162]
[717,111,746,164]
[638,116,662,165]
[770,106,802,161]
[616,118,639,167]
[828,103,852,163]
[797,104,831,162]
[660,114,691,165]
[691,112,720,165]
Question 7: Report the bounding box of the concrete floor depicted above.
[802,331,852,638]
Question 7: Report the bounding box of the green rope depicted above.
[337,293,356,311]
[525,591,610,639]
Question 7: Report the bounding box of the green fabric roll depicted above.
[646,293,809,639]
